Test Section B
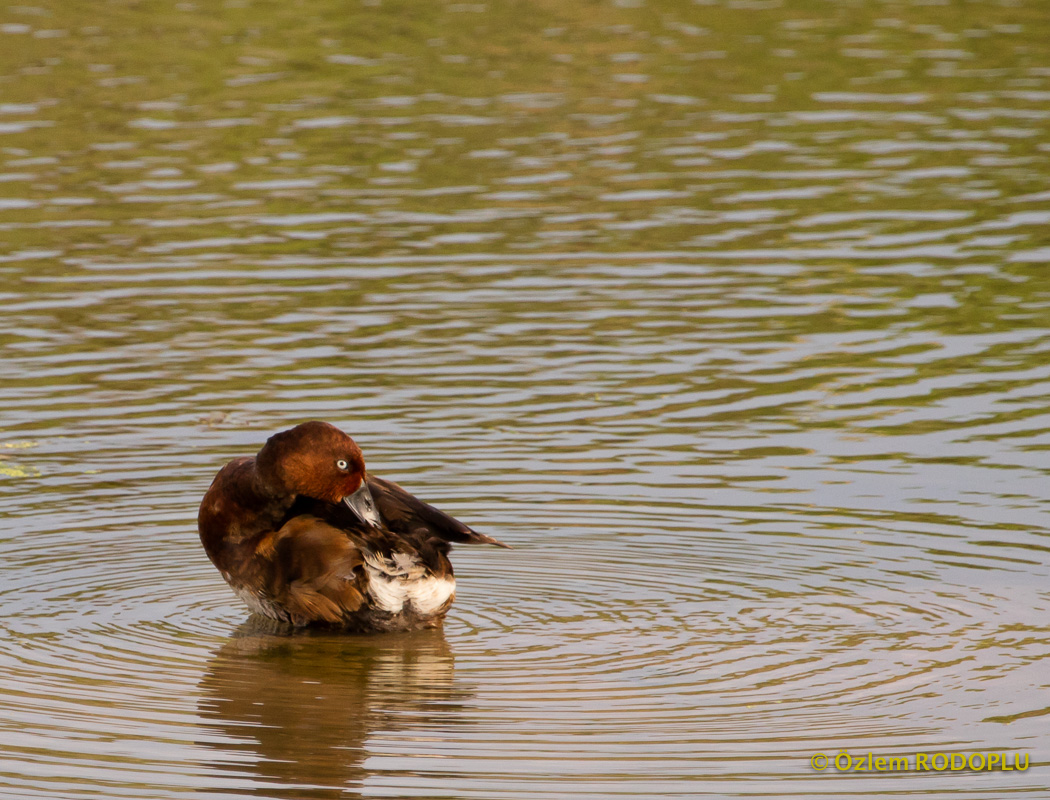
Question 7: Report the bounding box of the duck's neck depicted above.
[198,458,297,570]
[237,463,296,538]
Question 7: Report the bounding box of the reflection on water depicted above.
[1,0,1050,797]
[198,621,457,799]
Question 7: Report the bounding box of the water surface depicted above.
[1,0,1049,797]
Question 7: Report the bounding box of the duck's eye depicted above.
[336,459,349,471]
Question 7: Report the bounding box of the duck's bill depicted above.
[344,482,382,528]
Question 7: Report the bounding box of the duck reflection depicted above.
[198,616,462,799]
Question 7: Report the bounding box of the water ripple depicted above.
[2,0,1050,797]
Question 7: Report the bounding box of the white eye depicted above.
[336,459,348,470]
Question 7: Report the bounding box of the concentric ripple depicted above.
[3,0,1050,798]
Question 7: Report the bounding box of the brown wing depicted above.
[256,516,367,624]
[366,475,509,548]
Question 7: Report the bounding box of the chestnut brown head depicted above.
[255,421,381,527]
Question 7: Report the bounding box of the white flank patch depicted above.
[407,575,456,616]
[362,550,455,615]
[364,566,409,613]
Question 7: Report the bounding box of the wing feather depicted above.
[366,475,509,548]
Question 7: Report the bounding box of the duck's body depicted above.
[198,421,506,632]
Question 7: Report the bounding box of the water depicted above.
[1,0,1049,797]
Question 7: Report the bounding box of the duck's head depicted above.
[256,421,381,527]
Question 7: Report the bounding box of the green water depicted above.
[1,1,1048,797]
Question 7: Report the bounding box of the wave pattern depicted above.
[1,0,1050,798]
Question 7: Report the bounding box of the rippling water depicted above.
[2,0,1049,797]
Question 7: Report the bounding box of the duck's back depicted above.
[268,492,459,631]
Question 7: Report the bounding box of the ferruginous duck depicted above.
[197,421,507,632]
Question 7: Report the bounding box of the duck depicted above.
[197,421,507,632]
